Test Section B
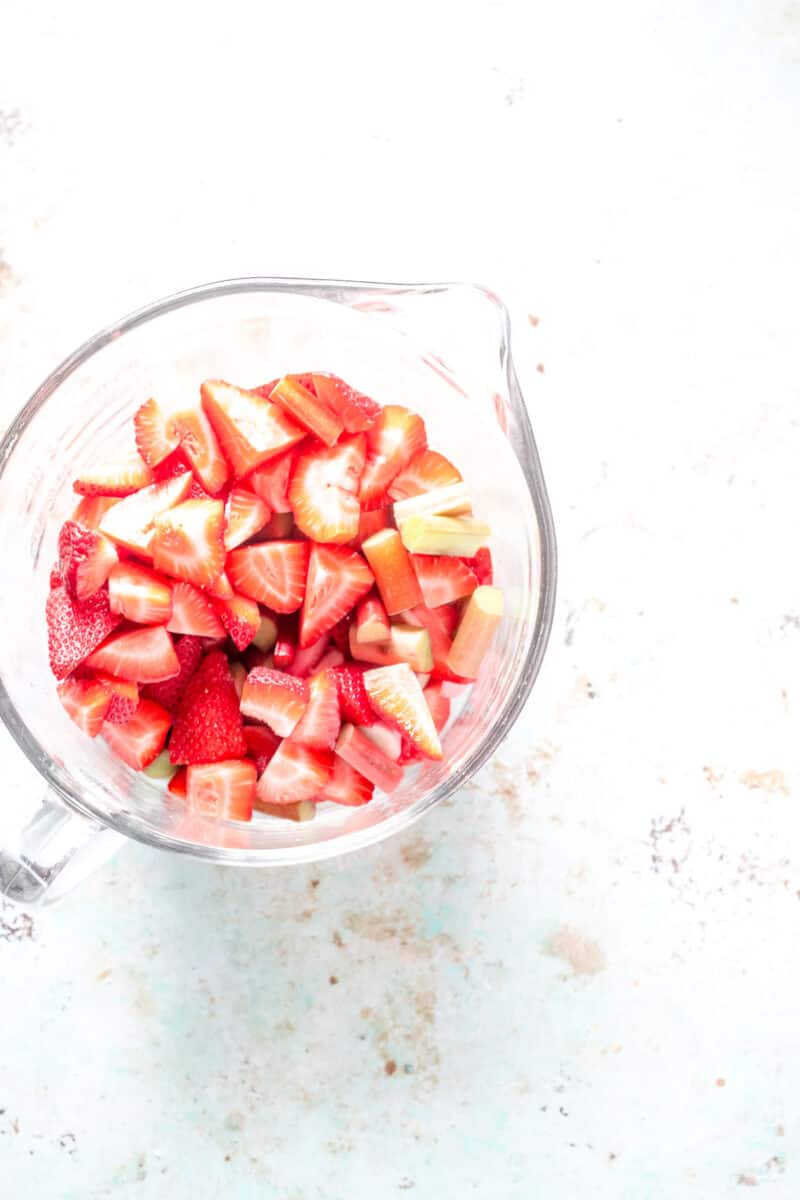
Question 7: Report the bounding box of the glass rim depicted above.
[0,276,558,866]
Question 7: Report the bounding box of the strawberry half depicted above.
[108,562,173,625]
[167,581,225,638]
[256,740,333,806]
[73,454,153,497]
[317,756,374,806]
[56,676,111,737]
[99,472,192,556]
[94,673,140,724]
[291,669,341,750]
[268,376,343,447]
[101,698,172,770]
[57,521,118,601]
[247,449,296,513]
[186,759,256,822]
[240,667,309,737]
[152,450,191,482]
[134,398,180,468]
[387,449,462,500]
[46,585,121,680]
[170,403,229,494]
[288,435,366,544]
[311,373,381,434]
[72,495,120,531]
[169,650,247,765]
[227,541,309,613]
[410,555,477,608]
[86,625,180,684]
[334,723,403,792]
[330,664,375,726]
[151,498,225,588]
[299,543,373,648]
[359,406,427,508]
[243,724,281,776]
[200,379,306,478]
[141,634,203,712]
[223,486,270,551]
[214,592,260,652]
[363,663,442,760]
[462,546,493,586]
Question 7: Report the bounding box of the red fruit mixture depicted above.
[47,370,504,822]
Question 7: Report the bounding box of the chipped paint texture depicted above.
[1,0,800,1195]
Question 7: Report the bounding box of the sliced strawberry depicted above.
[257,511,295,540]
[387,449,462,500]
[240,667,308,737]
[56,676,111,737]
[361,528,422,615]
[169,650,247,765]
[335,723,404,792]
[170,403,229,494]
[402,603,465,682]
[73,454,153,497]
[57,521,118,601]
[268,376,344,447]
[186,759,256,822]
[227,541,309,613]
[223,486,269,551]
[462,546,494,586]
[410,555,477,608]
[86,625,180,683]
[134,398,180,467]
[330,664,375,726]
[247,448,297,513]
[329,617,351,655]
[317,756,374,806]
[141,634,203,712]
[214,592,260,652]
[311,373,381,434]
[150,498,225,588]
[207,571,234,600]
[360,406,427,508]
[72,495,120,532]
[353,506,391,547]
[187,477,218,501]
[355,594,390,643]
[152,450,191,482]
[274,614,297,669]
[299,543,373,648]
[291,669,341,750]
[423,683,451,734]
[167,766,188,797]
[398,738,424,765]
[200,379,306,478]
[101,698,171,770]
[46,585,121,680]
[94,673,140,724]
[363,663,442,760]
[288,435,366,544]
[108,562,173,625]
[243,724,281,776]
[167,581,225,638]
[99,472,192,556]
[286,634,330,678]
[256,740,333,806]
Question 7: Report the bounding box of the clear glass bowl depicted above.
[0,278,556,900]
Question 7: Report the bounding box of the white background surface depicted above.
[1,1,799,1195]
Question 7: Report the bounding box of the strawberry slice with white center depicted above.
[186,759,256,822]
[167,581,225,638]
[288,435,366,544]
[291,669,341,750]
[99,472,192,556]
[387,448,462,500]
[223,486,270,551]
[72,495,120,531]
[248,448,296,513]
[134,398,181,468]
[150,498,225,588]
[207,570,234,600]
[56,676,111,737]
[311,373,381,434]
[101,698,172,769]
[73,454,154,497]
[94,673,140,724]
[317,755,374,806]
[299,543,373,648]
[170,403,229,495]
[268,376,344,447]
[227,540,309,613]
[410,555,478,608]
[363,662,442,760]
[240,667,309,737]
[256,739,333,806]
[214,592,260,652]
[108,562,173,625]
[359,406,427,508]
[86,625,180,684]
[57,521,118,601]
[334,723,404,792]
[200,379,306,477]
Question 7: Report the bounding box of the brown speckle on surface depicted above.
[400,835,433,870]
[739,769,789,796]
[491,759,524,824]
[310,878,320,889]
[384,1059,397,1076]
[536,362,545,373]
[546,926,606,976]
[716,1078,726,1088]
[332,930,344,948]
[329,975,338,986]
[730,596,739,605]
[96,968,112,982]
